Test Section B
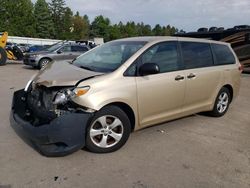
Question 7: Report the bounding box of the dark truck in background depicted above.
[175,25,250,73]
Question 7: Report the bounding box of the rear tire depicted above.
[85,106,131,153]
[209,87,231,117]
[0,47,7,66]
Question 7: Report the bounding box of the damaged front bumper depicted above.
[10,89,93,157]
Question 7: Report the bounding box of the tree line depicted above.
[0,0,179,41]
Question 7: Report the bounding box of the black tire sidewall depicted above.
[39,58,50,69]
[12,46,24,60]
[211,87,231,117]
[0,47,7,66]
[85,105,131,153]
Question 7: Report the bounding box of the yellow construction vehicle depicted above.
[0,32,16,65]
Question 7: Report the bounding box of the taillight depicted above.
[238,63,243,72]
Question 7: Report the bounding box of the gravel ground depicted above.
[0,63,250,188]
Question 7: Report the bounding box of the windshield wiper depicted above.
[80,66,94,71]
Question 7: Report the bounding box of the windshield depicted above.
[45,42,63,52]
[73,41,147,73]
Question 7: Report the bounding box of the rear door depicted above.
[180,41,223,114]
[136,41,186,127]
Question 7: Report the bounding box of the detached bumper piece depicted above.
[10,89,92,157]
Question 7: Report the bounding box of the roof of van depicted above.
[116,36,229,45]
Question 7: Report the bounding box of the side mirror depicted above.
[57,50,62,54]
[139,63,160,76]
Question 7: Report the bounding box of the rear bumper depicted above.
[10,89,92,157]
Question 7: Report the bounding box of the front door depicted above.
[136,41,186,127]
[54,45,73,61]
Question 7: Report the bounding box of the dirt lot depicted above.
[0,63,250,188]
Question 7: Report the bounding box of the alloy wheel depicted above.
[89,115,124,148]
[217,92,229,113]
[41,60,49,68]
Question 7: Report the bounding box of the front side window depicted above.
[46,42,64,52]
[140,41,181,73]
[71,45,89,52]
[60,45,71,52]
[73,41,147,73]
[181,42,213,69]
[211,44,235,65]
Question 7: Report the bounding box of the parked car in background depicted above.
[23,42,90,69]
[10,37,241,156]
[17,43,31,53]
[28,45,48,53]
[5,43,24,60]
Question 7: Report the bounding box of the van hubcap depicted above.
[89,115,123,148]
[217,92,229,113]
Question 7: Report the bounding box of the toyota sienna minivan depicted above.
[10,37,241,156]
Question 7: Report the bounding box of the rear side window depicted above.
[71,45,89,52]
[211,44,235,65]
[180,42,213,69]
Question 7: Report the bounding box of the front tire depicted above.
[39,58,51,69]
[209,87,231,117]
[86,106,131,153]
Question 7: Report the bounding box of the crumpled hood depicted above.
[33,61,103,87]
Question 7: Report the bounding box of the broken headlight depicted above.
[53,86,90,105]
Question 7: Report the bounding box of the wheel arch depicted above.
[101,102,136,131]
[39,57,52,63]
[222,84,234,102]
[38,57,53,69]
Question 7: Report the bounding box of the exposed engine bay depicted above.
[24,84,92,126]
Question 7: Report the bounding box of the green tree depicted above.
[83,14,90,38]
[153,24,163,36]
[0,1,179,40]
[135,23,144,36]
[142,24,152,36]
[34,0,54,38]
[162,25,178,36]
[90,15,111,41]
[109,24,121,40]
[60,7,73,39]
[83,15,90,25]
[123,22,137,37]
[49,0,66,39]
[0,0,35,37]
[71,11,89,40]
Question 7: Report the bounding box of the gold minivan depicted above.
[10,37,242,156]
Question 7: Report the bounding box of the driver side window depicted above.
[141,41,181,73]
[60,45,71,52]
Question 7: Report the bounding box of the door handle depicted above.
[187,73,196,79]
[175,75,185,81]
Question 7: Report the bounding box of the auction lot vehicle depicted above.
[23,41,90,69]
[10,37,241,157]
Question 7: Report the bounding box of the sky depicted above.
[41,0,250,32]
